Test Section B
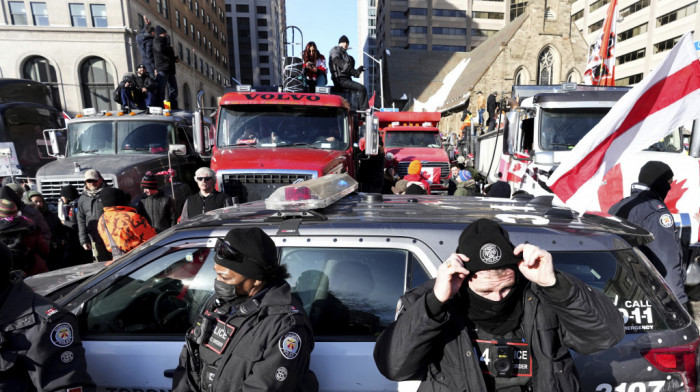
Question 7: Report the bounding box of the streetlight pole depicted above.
[362,50,383,109]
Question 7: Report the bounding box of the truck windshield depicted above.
[67,120,172,156]
[539,107,684,153]
[385,131,441,148]
[217,105,349,150]
[539,108,609,151]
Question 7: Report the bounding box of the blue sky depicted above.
[285,0,359,84]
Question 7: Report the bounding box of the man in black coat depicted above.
[374,219,624,391]
[329,35,368,110]
[153,25,179,110]
[179,167,233,222]
[0,243,96,391]
[76,169,111,262]
[172,228,318,392]
[608,161,686,305]
[486,91,499,131]
[136,172,176,233]
[136,15,156,75]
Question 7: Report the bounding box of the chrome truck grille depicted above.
[397,161,450,179]
[219,171,315,203]
[38,178,115,204]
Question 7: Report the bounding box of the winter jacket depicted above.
[374,272,624,392]
[454,179,477,196]
[76,190,105,246]
[608,183,687,303]
[0,276,96,391]
[477,94,487,110]
[153,36,177,74]
[0,216,49,276]
[329,45,360,84]
[97,206,156,256]
[403,173,431,195]
[180,191,231,222]
[487,94,498,117]
[136,27,155,73]
[137,192,176,233]
[172,282,318,392]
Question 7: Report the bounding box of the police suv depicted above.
[27,175,699,392]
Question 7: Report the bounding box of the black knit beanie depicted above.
[456,219,519,272]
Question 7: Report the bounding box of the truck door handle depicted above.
[164,369,175,378]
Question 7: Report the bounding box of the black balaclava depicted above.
[464,271,526,335]
[638,161,674,201]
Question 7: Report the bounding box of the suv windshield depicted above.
[217,105,349,150]
[67,121,173,156]
[385,131,441,148]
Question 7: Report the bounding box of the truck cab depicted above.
[207,88,368,203]
[37,107,210,205]
[376,111,449,193]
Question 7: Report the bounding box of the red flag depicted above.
[583,0,618,86]
[368,91,376,108]
[548,32,700,213]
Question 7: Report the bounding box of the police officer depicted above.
[374,219,624,391]
[173,227,318,392]
[0,242,95,391]
[609,161,687,305]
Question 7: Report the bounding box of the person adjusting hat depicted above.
[374,218,624,391]
[608,161,687,306]
[172,227,318,392]
[0,242,96,391]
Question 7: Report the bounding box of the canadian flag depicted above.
[421,167,441,185]
[547,32,700,213]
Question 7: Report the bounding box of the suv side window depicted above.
[281,247,427,341]
[82,247,215,336]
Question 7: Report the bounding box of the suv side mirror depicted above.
[364,114,379,156]
[193,111,204,154]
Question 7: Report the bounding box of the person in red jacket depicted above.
[97,188,156,260]
[402,160,431,194]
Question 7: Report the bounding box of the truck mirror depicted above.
[42,129,65,158]
[193,111,205,153]
[364,114,379,156]
[197,89,205,110]
[169,144,187,156]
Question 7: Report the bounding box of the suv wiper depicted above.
[276,143,319,149]
[76,149,99,154]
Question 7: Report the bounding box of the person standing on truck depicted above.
[172,227,318,392]
[374,218,625,391]
[486,91,499,132]
[77,169,112,262]
[608,161,688,307]
[137,172,176,234]
[136,15,157,76]
[476,91,486,128]
[329,35,368,110]
[179,167,234,222]
[153,25,179,110]
[0,242,96,392]
[97,188,156,260]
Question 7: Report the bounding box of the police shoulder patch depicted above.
[279,332,301,360]
[659,213,673,228]
[50,323,74,347]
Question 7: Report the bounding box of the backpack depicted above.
[113,86,122,104]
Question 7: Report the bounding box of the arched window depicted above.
[566,69,581,83]
[183,83,192,111]
[538,48,554,85]
[514,66,530,85]
[22,56,62,110]
[79,57,114,111]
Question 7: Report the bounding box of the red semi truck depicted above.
[376,111,450,194]
[194,87,377,202]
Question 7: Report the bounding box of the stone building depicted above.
[384,0,589,134]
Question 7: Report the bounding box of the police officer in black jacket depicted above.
[608,161,687,305]
[172,227,318,392]
[179,167,233,222]
[374,219,624,392]
[0,243,95,391]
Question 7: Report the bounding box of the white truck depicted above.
[475,83,700,270]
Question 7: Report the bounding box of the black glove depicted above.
[357,65,365,73]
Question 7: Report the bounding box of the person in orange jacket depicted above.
[97,188,156,259]
[402,160,431,195]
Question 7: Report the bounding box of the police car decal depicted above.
[60,351,74,363]
[480,243,502,264]
[279,332,301,360]
[659,214,673,228]
[275,367,288,382]
[612,295,655,331]
[50,323,74,347]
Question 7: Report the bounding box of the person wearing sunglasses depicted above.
[76,169,112,262]
[179,167,233,223]
[173,227,318,392]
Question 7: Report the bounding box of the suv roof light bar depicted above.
[265,174,358,211]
